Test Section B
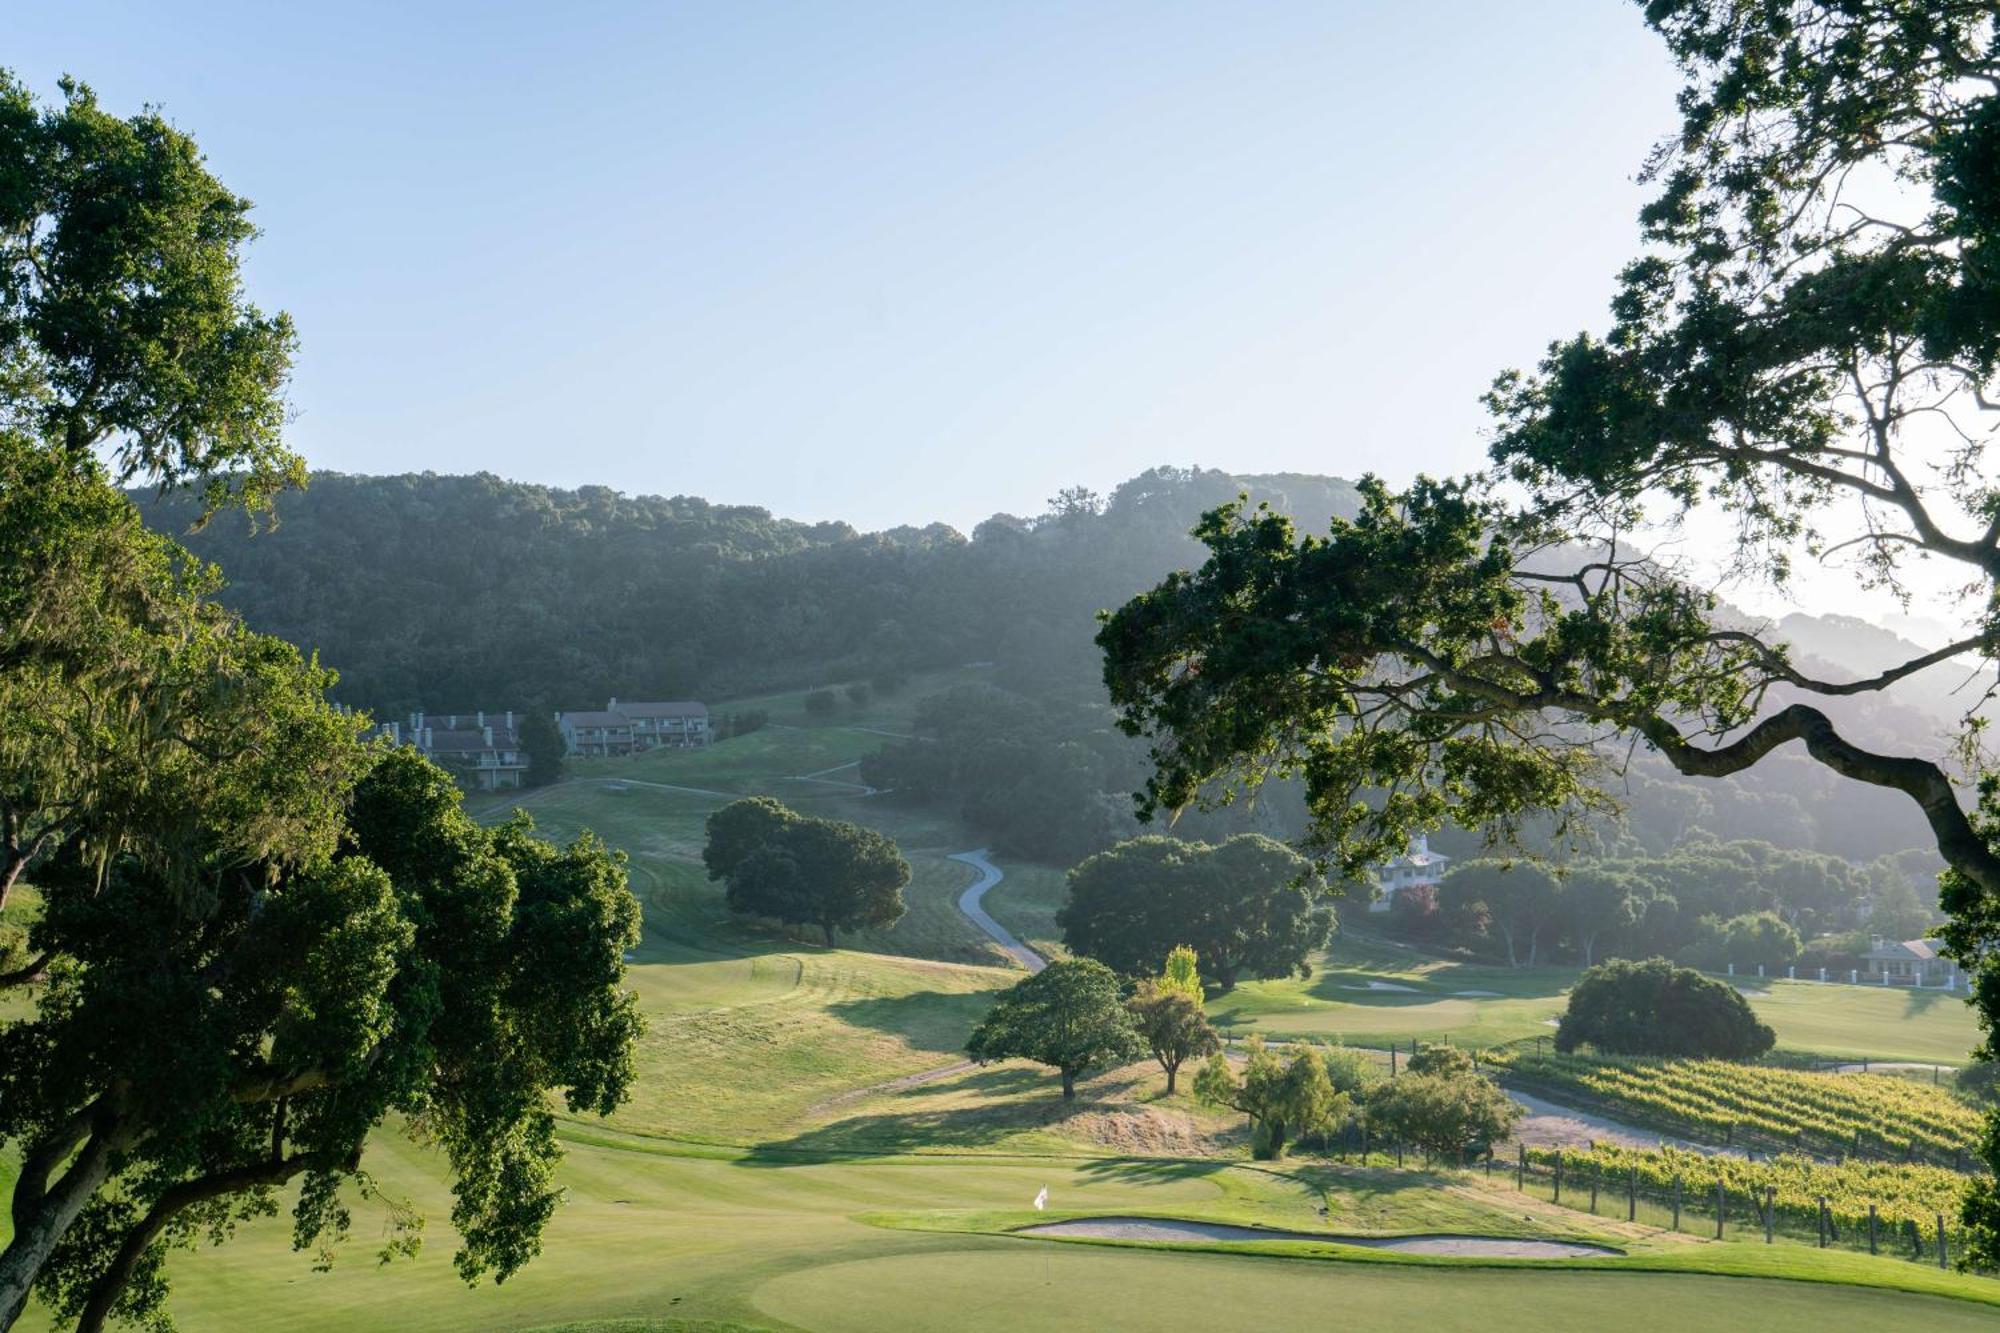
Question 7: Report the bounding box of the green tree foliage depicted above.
[1057,835,1333,992]
[519,710,566,788]
[1680,910,1803,973]
[0,748,643,1331]
[860,684,1138,864]
[803,689,839,719]
[701,798,909,946]
[1161,943,1205,1005]
[0,436,369,937]
[1125,979,1220,1094]
[1368,1067,1520,1164]
[0,72,649,1326]
[1093,3,2000,1262]
[1555,958,1775,1061]
[136,471,1950,873]
[1436,862,1562,968]
[1193,1037,1345,1160]
[0,73,302,511]
[1961,1059,2000,1108]
[1561,866,1643,967]
[965,958,1141,1100]
[1403,1042,1475,1080]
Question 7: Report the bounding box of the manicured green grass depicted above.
[30,1134,2000,1333]
[1202,936,1983,1064]
[17,677,1998,1331]
[757,1250,2000,1333]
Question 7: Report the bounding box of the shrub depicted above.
[1555,957,1775,1060]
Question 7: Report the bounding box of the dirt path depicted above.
[1506,1090,1748,1159]
[783,760,880,796]
[1828,1060,1957,1077]
[950,848,1044,973]
[577,776,737,800]
[804,1059,977,1116]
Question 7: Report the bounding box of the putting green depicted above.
[752,1246,2000,1332]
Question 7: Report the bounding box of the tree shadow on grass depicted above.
[824,990,1000,1057]
[1071,1156,1235,1187]
[735,1066,1082,1164]
[1899,987,1969,1018]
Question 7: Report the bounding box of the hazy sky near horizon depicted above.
[14,2,1690,526]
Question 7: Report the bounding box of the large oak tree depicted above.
[1057,834,1334,993]
[0,73,645,1327]
[1096,1,2000,1264]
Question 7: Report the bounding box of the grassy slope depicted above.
[13,669,1999,1329]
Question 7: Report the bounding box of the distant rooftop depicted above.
[614,700,708,717]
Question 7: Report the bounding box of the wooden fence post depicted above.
[1817,1198,1827,1248]
[1672,1176,1682,1232]
[1517,1143,1526,1191]
[1714,1180,1724,1239]
[1627,1167,1636,1223]
[1763,1187,1774,1244]
[1939,1214,1949,1270]
[1868,1204,1878,1255]
[1589,1167,1598,1215]
[1554,1153,1563,1205]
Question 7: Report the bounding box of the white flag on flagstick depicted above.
[1033,1185,1048,1212]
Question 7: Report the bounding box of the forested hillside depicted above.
[146,466,1954,883]
[142,466,1362,713]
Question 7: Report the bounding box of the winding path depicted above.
[949,849,1045,973]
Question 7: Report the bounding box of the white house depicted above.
[1371,835,1450,913]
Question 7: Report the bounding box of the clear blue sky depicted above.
[14,1,1682,534]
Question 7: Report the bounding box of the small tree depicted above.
[845,682,872,710]
[1126,980,1219,1094]
[704,799,908,946]
[966,958,1141,1100]
[1368,1069,1521,1164]
[1403,1042,1475,1079]
[1193,1037,1344,1160]
[520,710,566,788]
[1161,944,1205,1004]
[1555,957,1774,1060]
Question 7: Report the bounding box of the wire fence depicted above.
[1288,1123,1972,1271]
[1511,1145,1964,1268]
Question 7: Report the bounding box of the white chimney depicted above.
[608,697,618,710]
[476,710,484,727]
[483,725,493,746]
[505,710,514,728]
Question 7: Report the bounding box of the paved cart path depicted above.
[950,849,1045,973]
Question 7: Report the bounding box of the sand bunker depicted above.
[1452,989,1503,997]
[1017,1217,1620,1259]
[1341,980,1422,993]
